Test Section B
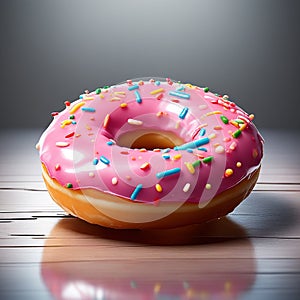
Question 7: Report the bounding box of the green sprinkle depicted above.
[192,160,201,167]
[203,87,209,92]
[235,119,244,124]
[69,115,75,119]
[220,115,229,124]
[95,88,101,94]
[103,85,109,89]
[203,156,213,163]
[66,183,73,188]
[232,129,242,138]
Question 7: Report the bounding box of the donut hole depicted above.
[116,130,185,150]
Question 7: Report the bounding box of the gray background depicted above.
[1,0,299,130]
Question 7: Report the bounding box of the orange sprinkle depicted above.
[140,162,150,171]
[249,114,255,120]
[240,123,248,131]
[120,103,128,108]
[155,184,163,193]
[103,114,110,128]
[139,148,147,152]
[225,168,234,177]
[229,120,240,128]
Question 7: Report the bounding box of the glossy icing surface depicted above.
[38,79,263,205]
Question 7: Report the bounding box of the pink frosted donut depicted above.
[37,78,264,229]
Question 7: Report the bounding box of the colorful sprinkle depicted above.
[66,183,73,188]
[128,118,143,126]
[174,137,209,150]
[156,168,181,179]
[112,177,118,185]
[55,164,61,171]
[128,84,139,91]
[172,154,182,160]
[155,80,161,86]
[205,183,212,190]
[198,147,207,152]
[185,162,195,174]
[203,87,209,92]
[252,148,258,158]
[169,91,190,99]
[120,103,128,108]
[56,141,70,147]
[134,90,142,103]
[205,111,222,116]
[232,129,242,138]
[162,154,170,160]
[203,156,213,163]
[236,161,242,167]
[179,107,189,119]
[51,112,59,117]
[103,114,110,128]
[99,155,110,165]
[64,101,71,106]
[140,162,150,171]
[215,145,225,154]
[60,120,72,128]
[93,158,99,165]
[156,93,163,100]
[95,88,101,94]
[81,107,96,113]
[130,184,143,200]
[199,128,206,136]
[107,141,114,146]
[69,102,86,114]
[150,88,165,95]
[155,184,163,193]
[225,168,234,177]
[183,183,191,193]
[220,115,229,124]
[229,142,237,150]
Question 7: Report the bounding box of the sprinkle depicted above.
[128,118,143,126]
[66,183,73,188]
[205,111,222,116]
[69,102,86,114]
[162,148,171,153]
[138,80,144,86]
[89,172,95,177]
[155,80,161,86]
[185,162,195,174]
[223,137,231,142]
[223,95,229,100]
[95,88,101,94]
[140,162,150,171]
[176,85,185,91]
[229,120,240,128]
[134,90,142,103]
[182,183,191,193]
[112,177,118,185]
[51,112,59,117]
[162,154,170,160]
[225,168,234,177]
[232,129,242,138]
[111,97,121,101]
[199,128,206,136]
[120,103,128,108]
[55,164,61,171]
[139,148,147,152]
[174,137,209,150]
[249,114,255,120]
[83,97,94,101]
[169,91,190,99]
[240,123,248,131]
[60,120,72,128]
[186,149,193,153]
[64,101,71,106]
[150,88,165,95]
[128,84,139,91]
[69,115,75,119]
[179,107,189,119]
[205,183,211,190]
[156,168,181,179]
[130,184,143,200]
[208,133,217,139]
[203,156,213,163]
[172,154,182,160]
[81,107,96,113]
[203,87,209,92]
[99,155,110,165]
[107,141,114,146]
[220,115,229,124]
[156,93,164,100]
[103,114,110,128]
[229,142,237,150]
[175,120,181,129]
[198,147,207,152]
[215,145,225,154]
[199,104,208,110]
[155,184,163,192]
[236,161,242,167]
[56,141,70,147]
[252,148,258,158]
[156,111,164,117]
[93,158,99,165]
[214,125,222,130]
[127,79,132,85]
[65,132,75,138]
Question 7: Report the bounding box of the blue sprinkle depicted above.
[134,90,142,103]
[92,158,99,165]
[162,148,171,153]
[186,148,194,153]
[179,107,189,119]
[162,155,170,160]
[176,85,185,91]
[199,128,206,136]
[174,137,210,150]
[169,91,190,99]
[99,155,110,165]
[79,94,84,99]
[130,184,143,200]
[71,121,77,124]
[128,84,139,91]
[198,147,208,152]
[107,141,114,146]
[82,107,96,112]
[155,81,161,86]
[156,168,181,179]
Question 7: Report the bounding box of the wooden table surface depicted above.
[0,129,299,300]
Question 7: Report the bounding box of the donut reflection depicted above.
[41,217,256,300]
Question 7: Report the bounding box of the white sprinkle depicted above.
[199,104,208,110]
[55,141,70,147]
[215,145,225,154]
[128,118,143,126]
[35,143,40,150]
[89,172,95,177]
[205,183,212,190]
[223,95,229,100]
[112,177,118,185]
[208,133,216,139]
[183,183,191,193]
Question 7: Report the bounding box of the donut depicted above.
[37,78,264,229]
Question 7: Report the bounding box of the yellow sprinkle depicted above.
[60,119,72,128]
[185,162,195,174]
[239,123,248,131]
[103,114,110,128]
[155,184,163,192]
[249,114,255,120]
[205,183,211,189]
[69,101,86,114]
[236,161,242,167]
[120,103,128,108]
[172,154,182,160]
[99,93,105,99]
[185,83,193,88]
[110,97,121,101]
[205,110,222,116]
[150,88,165,95]
[114,91,126,95]
[229,120,240,128]
[225,168,234,177]
[154,283,161,293]
[83,97,94,101]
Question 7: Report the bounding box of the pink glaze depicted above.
[38,79,263,205]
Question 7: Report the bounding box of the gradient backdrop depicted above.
[1,0,299,130]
